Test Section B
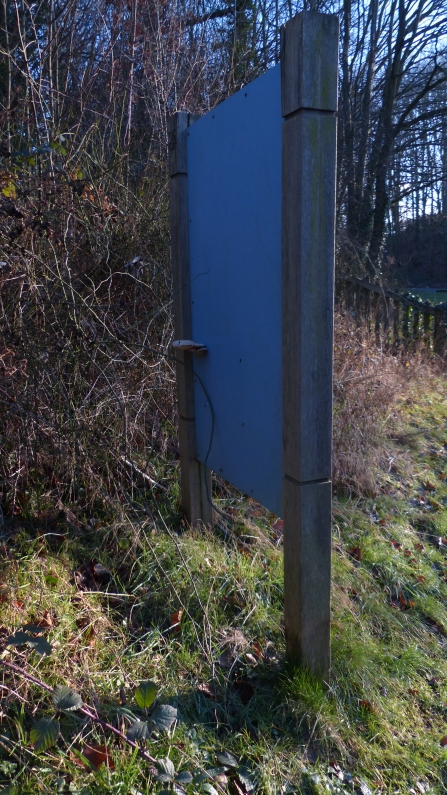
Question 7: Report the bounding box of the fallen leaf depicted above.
[81,743,114,770]
[37,611,54,629]
[440,736,447,747]
[348,547,362,561]
[415,543,424,552]
[272,519,283,532]
[252,641,263,660]
[391,540,402,550]
[408,688,419,696]
[359,699,374,712]
[416,575,426,583]
[170,609,183,633]
[389,594,414,611]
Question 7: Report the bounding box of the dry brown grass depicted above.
[332,310,446,496]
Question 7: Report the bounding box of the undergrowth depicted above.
[1,363,447,794]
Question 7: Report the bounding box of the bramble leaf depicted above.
[134,680,157,709]
[53,685,83,712]
[30,717,60,752]
[155,757,175,782]
[127,720,149,741]
[175,771,193,784]
[150,704,177,731]
[238,766,256,792]
[202,784,219,795]
[216,751,238,768]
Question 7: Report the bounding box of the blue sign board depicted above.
[187,65,283,515]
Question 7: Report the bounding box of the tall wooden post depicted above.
[168,112,212,526]
[281,11,339,677]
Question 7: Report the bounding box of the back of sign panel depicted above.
[187,64,283,516]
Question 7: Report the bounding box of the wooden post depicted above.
[374,293,381,344]
[168,112,212,526]
[393,300,400,345]
[434,309,442,354]
[413,308,420,341]
[403,303,410,338]
[281,10,339,677]
[365,288,372,332]
[423,310,431,346]
[355,285,361,324]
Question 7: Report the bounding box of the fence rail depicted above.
[335,276,447,354]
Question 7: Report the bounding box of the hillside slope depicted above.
[1,374,447,794]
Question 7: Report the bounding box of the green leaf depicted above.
[193,772,209,784]
[150,704,177,731]
[175,771,193,784]
[0,786,16,795]
[204,767,226,777]
[1,181,16,199]
[53,685,83,712]
[202,784,219,795]
[30,717,60,752]
[127,720,149,742]
[155,758,175,782]
[134,680,157,709]
[173,785,187,795]
[238,766,256,792]
[216,751,238,768]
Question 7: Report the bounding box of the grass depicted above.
[2,374,447,794]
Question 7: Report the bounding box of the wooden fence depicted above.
[335,275,447,354]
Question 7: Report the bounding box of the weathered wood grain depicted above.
[283,478,332,675]
[282,110,336,483]
[281,11,338,678]
[280,11,339,117]
[169,111,212,526]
